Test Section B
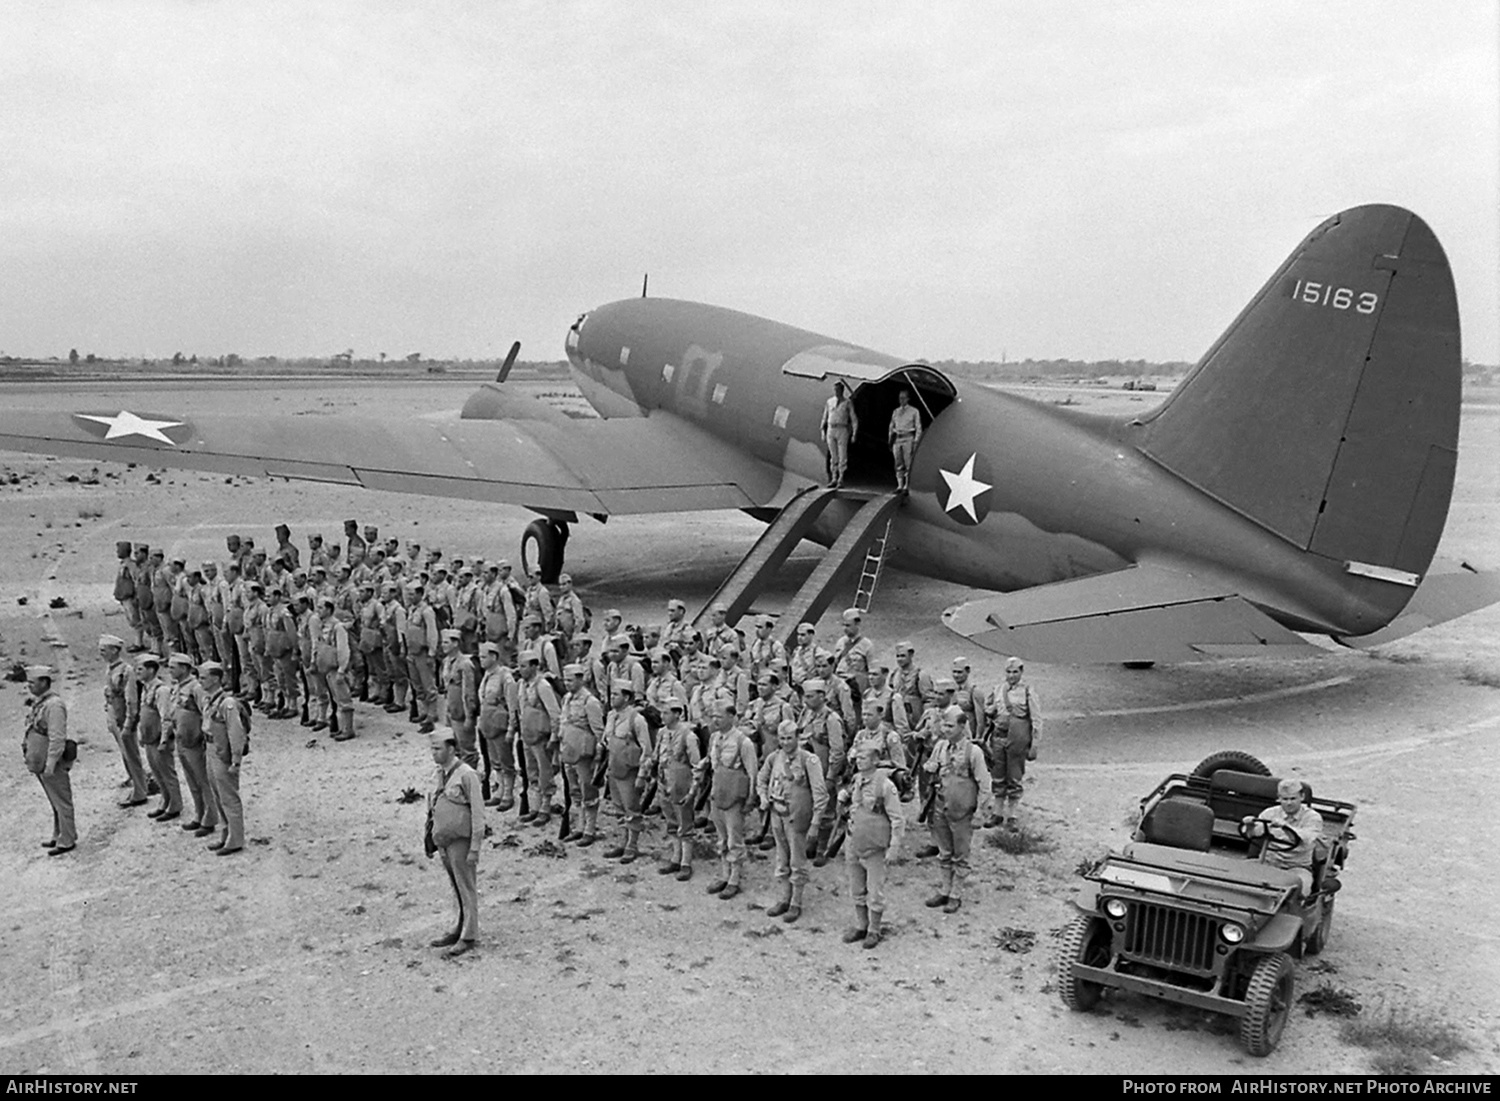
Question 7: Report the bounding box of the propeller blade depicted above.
[496,341,521,383]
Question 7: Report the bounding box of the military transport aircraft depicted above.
[2,203,1497,663]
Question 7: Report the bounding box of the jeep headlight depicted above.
[1220,922,1245,944]
[1103,898,1128,919]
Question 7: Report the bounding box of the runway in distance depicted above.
[3,203,1497,663]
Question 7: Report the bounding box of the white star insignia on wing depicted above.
[940,453,992,522]
[75,410,184,445]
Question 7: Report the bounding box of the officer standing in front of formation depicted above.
[200,661,246,856]
[820,379,858,487]
[602,681,653,864]
[427,728,483,958]
[650,696,699,880]
[100,634,150,808]
[757,719,827,923]
[840,741,906,948]
[887,387,922,494]
[169,652,217,838]
[25,665,76,855]
[557,663,603,845]
[923,706,993,914]
[987,656,1041,830]
[476,642,518,810]
[702,701,759,900]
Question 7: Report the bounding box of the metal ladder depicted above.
[852,514,894,614]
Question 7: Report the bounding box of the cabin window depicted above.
[712,383,728,405]
[619,346,630,366]
[773,406,790,428]
[662,363,675,382]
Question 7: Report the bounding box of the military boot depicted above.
[328,708,341,736]
[675,840,693,881]
[705,861,729,895]
[925,869,953,908]
[618,830,640,865]
[333,707,355,741]
[863,909,884,949]
[656,843,681,875]
[719,864,741,900]
[842,906,869,944]
[602,831,628,859]
[767,881,792,918]
[783,881,805,923]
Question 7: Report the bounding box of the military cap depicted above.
[149,549,164,560]
[895,640,915,654]
[803,677,827,693]
[952,656,971,670]
[359,580,375,592]
[201,560,215,570]
[1005,656,1025,670]
[607,634,630,650]
[710,601,728,614]
[137,653,162,668]
[363,525,378,538]
[603,608,622,621]
[478,642,501,657]
[98,633,126,649]
[433,565,449,575]
[611,678,636,694]
[25,663,56,680]
[294,570,308,580]
[168,652,194,667]
[248,581,265,592]
[665,696,687,712]
[251,548,266,559]
[428,727,458,749]
[721,645,739,658]
[942,705,965,723]
[717,700,738,715]
[557,572,571,584]
[707,654,722,666]
[796,622,815,635]
[757,670,780,685]
[519,649,540,664]
[520,614,542,628]
[338,564,351,574]
[310,533,323,543]
[198,660,224,678]
[650,648,672,663]
[134,542,150,553]
[382,583,399,595]
[266,587,283,600]
[777,718,799,739]
[409,581,426,592]
[485,563,500,574]
[458,567,474,578]
[407,541,421,552]
[666,598,686,612]
[495,558,510,569]
[757,614,776,628]
[312,565,327,575]
[440,629,461,642]
[842,607,862,623]
[934,676,957,692]
[243,537,256,547]
[562,662,584,676]
[318,596,334,609]
[116,539,133,556]
[344,519,359,528]
[171,556,186,566]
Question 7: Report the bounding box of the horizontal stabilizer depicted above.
[1336,561,1500,648]
[942,564,1319,664]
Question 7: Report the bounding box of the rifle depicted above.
[639,775,659,816]
[558,755,572,840]
[591,752,609,795]
[823,794,852,859]
[916,775,938,825]
[516,728,530,818]
[750,803,771,846]
[298,667,311,726]
[478,718,492,802]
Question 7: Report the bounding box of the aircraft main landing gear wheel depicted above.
[521,519,567,584]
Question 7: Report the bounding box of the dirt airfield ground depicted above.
[0,378,1496,1076]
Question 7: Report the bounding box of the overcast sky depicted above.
[2,1,1496,364]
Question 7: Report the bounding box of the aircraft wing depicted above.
[942,562,1320,664]
[0,404,783,516]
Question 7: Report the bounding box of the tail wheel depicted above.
[521,519,565,584]
[1239,952,1295,1056]
[1191,750,1271,778]
[1057,914,1112,1011]
[1305,896,1335,956]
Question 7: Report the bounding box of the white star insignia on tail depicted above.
[74,410,185,445]
[940,453,992,523]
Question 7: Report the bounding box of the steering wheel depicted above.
[1240,817,1302,853]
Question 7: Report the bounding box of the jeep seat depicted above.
[1208,769,1283,825]
[1140,798,1214,851]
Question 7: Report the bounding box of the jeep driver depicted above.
[1241,778,1325,895]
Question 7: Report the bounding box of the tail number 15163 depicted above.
[1290,279,1378,314]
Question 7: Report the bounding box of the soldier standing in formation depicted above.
[986,656,1041,829]
[757,719,827,923]
[841,741,906,947]
[557,662,603,845]
[100,634,150,808]
[477,642,518,810]
[601,681,652,863]
[922,706,993,914]
[650,696,700,880]
[702,701,758,900]
[201,661,247,856]
[140,654,182,823]
[169,652,216,838]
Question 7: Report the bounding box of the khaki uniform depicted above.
[404,601,440,725]
[705,726,759,888]
[442,651,480,767]
[831,633,874,690]
[513,674,560,822]
[105,658,149,802]
[204,687,248,851]
[140,676,182,815]
[477,663,518,795]
[745,694,796,761]
[170,674,216,829]
[430,758,484,942]
[652,719,701,870]
[357,598,387,704]
[888,402,921,491]
[924,737,993,902]
[25,691,75,849]
[820,394,857,485]
[746,635,786,682]
[757,746,828,894]
[988,680,1040,807]
[845,768,906,917]
[382,598,409,711]
[557,686,604,835]
[603,705,652,857]
[317,617,354,736]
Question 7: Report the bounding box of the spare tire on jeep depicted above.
[1191,750,1270,779]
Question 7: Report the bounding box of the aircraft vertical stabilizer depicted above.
[1138,205,1460,592]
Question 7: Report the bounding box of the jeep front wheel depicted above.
[1057,914,1111,1011]
[1240,952,1295,1056]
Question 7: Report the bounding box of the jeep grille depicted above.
[1123,902,1217,974]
